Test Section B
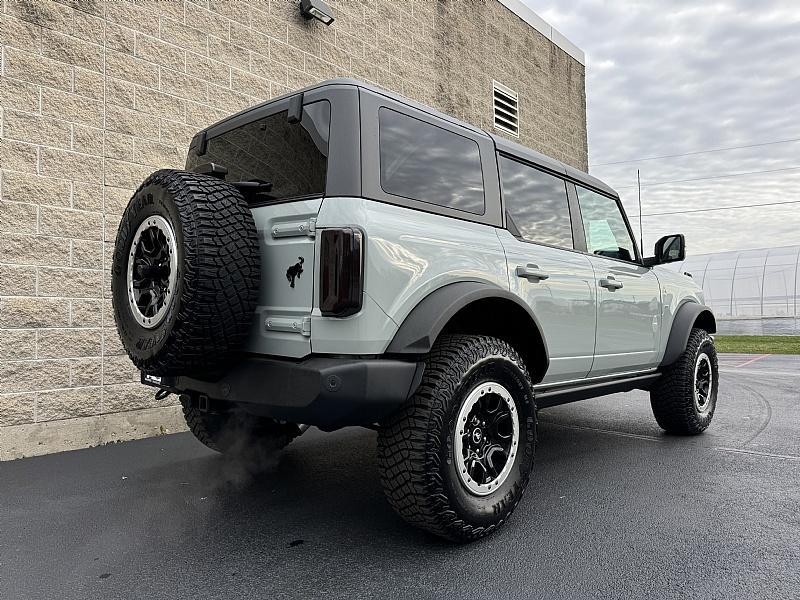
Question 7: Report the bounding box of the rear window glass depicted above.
[186,100,330,202]
[378,108,485,215]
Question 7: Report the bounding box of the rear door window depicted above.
[498,156,574,249]
[378,108,485,215]
[186,100,331,202]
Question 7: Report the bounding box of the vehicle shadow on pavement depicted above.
[128,419,675,553]
[4,407,799,600]
[126,420,637,557]
[132,428,443,549]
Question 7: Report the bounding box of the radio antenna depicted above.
[637,169,644,253]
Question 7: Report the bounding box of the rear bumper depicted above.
[142,355,424,430]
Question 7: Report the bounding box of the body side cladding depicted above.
[385,281,550,378]
[660,302,717,367]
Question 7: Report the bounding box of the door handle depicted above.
[516,264,550,281]
[599,275,624,290]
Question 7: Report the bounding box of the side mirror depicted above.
[644,234,685,267]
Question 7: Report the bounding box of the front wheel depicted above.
[650,328,719,435]
[377,335,537,542]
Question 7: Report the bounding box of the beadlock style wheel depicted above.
[693,352,713,415]
[126,215,178,329]
[454,381,520,496]
[377,334,537,542]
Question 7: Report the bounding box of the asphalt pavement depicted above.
[1,354,799,600]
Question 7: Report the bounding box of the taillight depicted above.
[319,228,364,317]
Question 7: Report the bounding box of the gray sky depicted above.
[528,0,800,255]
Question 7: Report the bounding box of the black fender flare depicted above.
[660,302,717,367]
[385,281,549,373]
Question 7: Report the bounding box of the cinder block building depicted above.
[0,0,587,459]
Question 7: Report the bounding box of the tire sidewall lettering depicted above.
[112,179,185,364]
[110,169,259,376]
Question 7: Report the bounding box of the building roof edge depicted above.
[496,0,585,65]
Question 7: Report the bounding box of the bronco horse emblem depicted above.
[286,257,304,288]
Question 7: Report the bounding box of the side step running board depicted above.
[536,373,661,409]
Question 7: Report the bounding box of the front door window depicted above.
[576,187,636,262]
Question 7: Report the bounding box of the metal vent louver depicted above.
[493,81,519,137]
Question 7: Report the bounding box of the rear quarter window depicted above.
[378,108,485,215]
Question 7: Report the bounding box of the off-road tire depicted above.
[181,397,300,459]
[650,328,718,435]
[377,334,536,542]
[111,169,260,376]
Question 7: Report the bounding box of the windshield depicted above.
[186,100,331,202]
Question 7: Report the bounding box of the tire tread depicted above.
[377,334,535,542]
[112,169,260,375]
[181,399,299,456]
[650,327,717,435]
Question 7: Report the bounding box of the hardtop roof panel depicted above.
[196,77,618,199]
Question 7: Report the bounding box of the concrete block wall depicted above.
[0,0,587,459]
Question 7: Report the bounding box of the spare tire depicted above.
[111,169,260,376]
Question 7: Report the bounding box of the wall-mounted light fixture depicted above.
[300,0,335,25]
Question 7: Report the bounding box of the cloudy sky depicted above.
[528,0,800,255]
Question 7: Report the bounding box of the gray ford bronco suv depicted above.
[112,78,718,542]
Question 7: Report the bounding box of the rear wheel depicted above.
[650,328,718,434]
[377,334,536,542]
[180,396,301,461]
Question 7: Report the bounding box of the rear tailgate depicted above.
[245,199,321,358]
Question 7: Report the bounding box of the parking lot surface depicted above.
[1,354,799,600]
